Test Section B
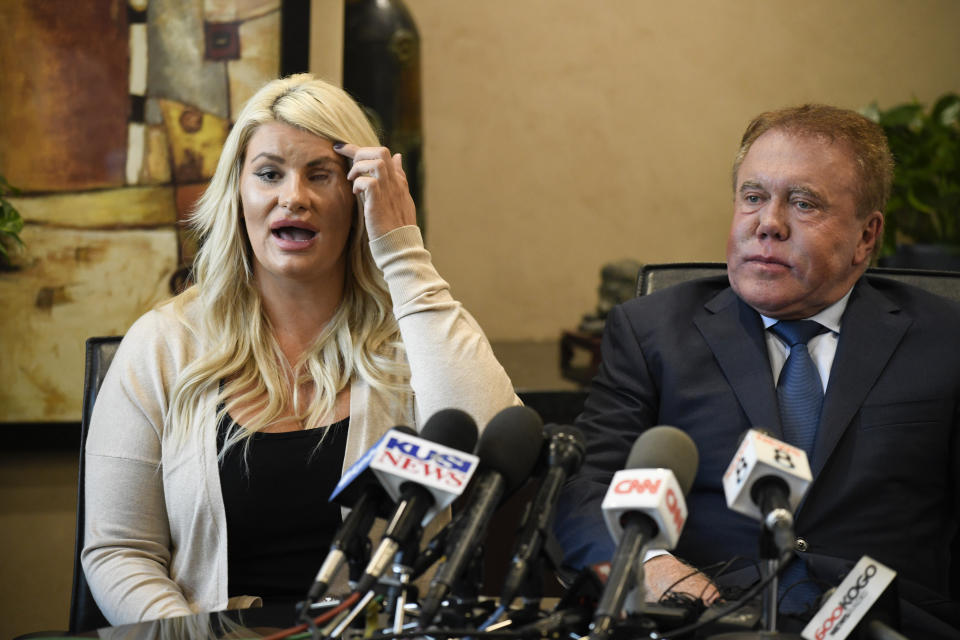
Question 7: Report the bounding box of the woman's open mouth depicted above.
[272,227,317,242]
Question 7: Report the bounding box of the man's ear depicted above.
[856,211,884,265]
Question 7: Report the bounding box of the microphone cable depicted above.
[778,575,834,609]
[477,603,509,631]
[654,549,792,640]
[367,629,538,640]
[655,556,740,607]
[261,591,361,640]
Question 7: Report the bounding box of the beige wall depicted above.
[310,0,343,85]
[403,0,960,340]
[0,450,78,639]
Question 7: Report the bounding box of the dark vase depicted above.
[343,0,425,236]
[878,243,960,272]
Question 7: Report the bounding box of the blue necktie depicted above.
[769,319,828,613]
[770,320,828,457]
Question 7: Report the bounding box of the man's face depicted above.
[726,129,883,319]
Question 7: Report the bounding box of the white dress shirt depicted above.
[760,287,853,393]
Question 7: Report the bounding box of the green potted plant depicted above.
[863,93,960,270]
[0,174,25,269]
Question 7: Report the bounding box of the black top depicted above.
[217,411,349,606]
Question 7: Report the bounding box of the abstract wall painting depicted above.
[0,0,281,422]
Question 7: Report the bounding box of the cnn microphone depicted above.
[498,423,586,606]
[589,426,699,640]
[721,429,812,555]
[307,425,415,600]
[418,405,545,626]
[354,408,480,594]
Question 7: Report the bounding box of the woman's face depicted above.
[239,121,355,291]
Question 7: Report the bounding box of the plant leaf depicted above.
[880,103,924,128]
[860,102,881,123]
[0,174,21,198]
[932,93,960,127]
[1,202,25,234]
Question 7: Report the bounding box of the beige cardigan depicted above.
[82,226,520,625]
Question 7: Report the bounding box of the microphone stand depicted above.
[347,534,372,588]
[445,542,489,627]
[758,529,780,632]
[501,529,563,618]
[389,567,412,634]
[706,535,804,640]
[498,529,566,629]
[512,563,544,619]
[383,529,421,632]
[707,542,803,640]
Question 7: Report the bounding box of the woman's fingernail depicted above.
[333,141,345,149]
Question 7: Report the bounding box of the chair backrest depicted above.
[637,261,960,303]
[515,389,588,427]
[636,262,727,296]
[69,336,122,633]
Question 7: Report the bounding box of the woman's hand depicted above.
[334,143,417,240]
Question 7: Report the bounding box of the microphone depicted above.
[721,429,812,554]
[354,408,480,594]
[498,423,586,605]
[801,556,902,640]
[307,425,415,600]
[418,405,545,626]
[589,426,699,640]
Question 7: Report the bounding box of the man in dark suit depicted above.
[556,105,959,637]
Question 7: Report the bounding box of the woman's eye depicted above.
[256,170,280,181]
[310,171,333,182]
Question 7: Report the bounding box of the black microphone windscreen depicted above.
[626,425,699,495]
[420,407,478,452]
[476,405,544,491]
[544,423,586,472]
[544,423,587,448]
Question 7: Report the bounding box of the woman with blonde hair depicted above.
[82,74,519,624]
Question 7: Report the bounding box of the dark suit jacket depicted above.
[555,274,960,636]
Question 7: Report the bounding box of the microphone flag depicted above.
[802,556,897,640]
[369,429,479,526]
[601,468,688,551]
[722,428,812,520]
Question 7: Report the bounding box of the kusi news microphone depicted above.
[722,428,812,555]
[308,425,415,600]
[498,423,586,606]
[589,425,699,640]
[418,405,545,626]
[354,408,479,594]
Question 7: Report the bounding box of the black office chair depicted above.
[636,261,960,301]
[516,389,588,427]
[69,336,122,633]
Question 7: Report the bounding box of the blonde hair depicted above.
[167,74,409,451]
